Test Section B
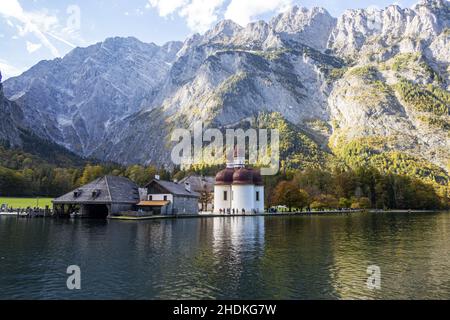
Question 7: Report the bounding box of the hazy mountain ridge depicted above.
[1,0,449,182]
[0,75,24,147]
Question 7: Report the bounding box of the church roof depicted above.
[232,168,254,185]
[215,167,263,185]
[215,168,235,185]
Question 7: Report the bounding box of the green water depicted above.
[0,212,449,299]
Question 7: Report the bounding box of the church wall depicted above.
[214,185,232,213]
[231,184,255,213]
[254,186,265,213]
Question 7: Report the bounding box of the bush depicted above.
[339,197,352,208]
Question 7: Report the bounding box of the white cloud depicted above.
[26,40,41,53]
[180,0,225,33]
[25,10,59,34]
[224,0,293,26]
[0,0,60,56]
[0,0,24,18]
[148,0,295,32]
[0,0,84,57]
[149,0,188,17]
[148,0,224,33]
[0,59,23,80]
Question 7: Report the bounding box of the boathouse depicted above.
[139,178,200,215]
[52,175,139,218]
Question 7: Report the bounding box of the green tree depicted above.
[358,197,371,209]
[79,165,105,185]
[339,197,352,208]
[297,189,310,211]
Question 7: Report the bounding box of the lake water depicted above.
[1,212,450,299]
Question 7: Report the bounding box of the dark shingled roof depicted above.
[178,175,215,193]
[146,179,200,198]
[53,176,139,204]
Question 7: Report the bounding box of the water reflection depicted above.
[0,212,449,299]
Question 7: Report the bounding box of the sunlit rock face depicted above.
[328,0,450,60]
[2,1,449,171]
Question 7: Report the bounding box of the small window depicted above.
[163,195,167,201]
[223,191,227,201]
[256,191,260,202]
[148,195,153,201]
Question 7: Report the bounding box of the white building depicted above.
[213,155,264,214]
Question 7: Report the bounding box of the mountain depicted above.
[0,71,24,147]
[1,71,87,168]
[2,0,449,184]
[4,37,182,156]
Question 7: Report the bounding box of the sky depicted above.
[0,0,420,80]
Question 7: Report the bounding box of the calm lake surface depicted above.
[1,212,450,299]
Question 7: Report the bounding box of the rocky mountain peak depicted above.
[161,41,183,56]
[270,5,336,51]
[208,19,243,38]
[233,20,275,49]
[328,0,449,59]
[415,0,449,9]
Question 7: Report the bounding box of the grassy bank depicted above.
[0,197,53,209]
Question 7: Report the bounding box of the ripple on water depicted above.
[1,212,450,299]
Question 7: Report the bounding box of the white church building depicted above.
[213,154,265,214]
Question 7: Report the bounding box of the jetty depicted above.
[0,207,52,218]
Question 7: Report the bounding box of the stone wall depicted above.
[110,203,135,216]
[172,196,199,215]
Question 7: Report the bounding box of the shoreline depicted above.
[108,209,441,220]
[0,209,444,220]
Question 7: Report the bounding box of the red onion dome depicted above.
[232,168,254,185]
[215,168,234,185]
[252,169,263,185]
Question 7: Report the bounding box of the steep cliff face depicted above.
[4,37,182,156]
[2,1,449,181]
[328,0,450,61]
[328,61,450,173]
[327,0,450,173]
[0,72,24,147]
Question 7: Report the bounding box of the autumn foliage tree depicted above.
[272,181,310,211]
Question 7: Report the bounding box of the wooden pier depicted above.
[0,207,52,218]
